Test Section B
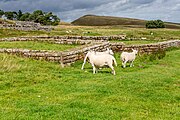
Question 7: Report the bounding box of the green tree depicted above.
[17,10,23,20]
[42,12,60,25]
[51,14,60,25]
[19,12,30,21]
[4,11,16,20]
[0,9,4,18]
[2,9,60,26]
[29,10,44,22]
[156,19,165,28]
[146,20,165,29]
[28,10,60,25]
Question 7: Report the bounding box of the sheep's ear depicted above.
[107,48,110,51]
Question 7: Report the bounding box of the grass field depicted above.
[53,25,180,41]
[0,49,179,119]
[0,29,46,38]
[0,41,79,51]
[0,22,180,119]
[1,25,180,41]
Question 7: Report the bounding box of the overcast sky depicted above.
[0,0,180,23]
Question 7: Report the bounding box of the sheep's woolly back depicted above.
[81,48,114,70]
[120,50,138,62]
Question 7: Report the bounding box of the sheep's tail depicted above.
[112,57,117,67]
[81,51,90,70]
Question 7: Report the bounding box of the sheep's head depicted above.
[132,49,138,55]
[107,48,114,55]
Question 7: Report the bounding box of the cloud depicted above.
[0,0,179,23]
[0,0,118,12]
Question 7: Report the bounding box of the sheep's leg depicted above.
[122,61,124,67]
[81,62,85,70]
[96,68,98,73]
[123,60,127,68]
[109,65,116,75]
[91,64,96,74]
[81,58,87,70]
[81,52,89,70]
[130,60,134,67]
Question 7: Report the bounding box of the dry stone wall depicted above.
[0,42,110,66]
[0,21,52,31]
[0,35,125,42]
[0,35,179,66]
[53,35,126,40]
[0,36,106,45]
[110,40,180,54]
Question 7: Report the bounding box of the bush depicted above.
[146,20,165,29]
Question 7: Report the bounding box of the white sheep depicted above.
[82,51,117,75]
[120,49,138,68]
[81,48,114,70]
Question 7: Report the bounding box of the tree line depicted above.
[0,9,60,26]
[146,20,165,29]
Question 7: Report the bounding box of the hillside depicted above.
[71,15,180,29]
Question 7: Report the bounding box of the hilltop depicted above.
[71,15,180,29]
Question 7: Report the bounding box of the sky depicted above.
[0,0,180,23]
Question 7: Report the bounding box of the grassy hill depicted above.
[71,15,180,29]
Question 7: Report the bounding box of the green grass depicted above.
[0,29,47,38]
[0,41,79,51]
[0,49,179,119]
[53,26,180,41]
[1,25,180,41]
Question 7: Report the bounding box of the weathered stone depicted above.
[0,38,179,67]
[0,21,52,31]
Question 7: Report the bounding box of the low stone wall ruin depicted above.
[0,35,179,66]
[0,21,52,31]
[0,36,107,45]
[0,35,126,43]
[0,42,110,66]
[111,40,180,54]
[52,35,126,40]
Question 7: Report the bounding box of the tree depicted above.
[146,20,165,29]
[0,9,4,18]
[28,10,60,25]
[19,12,30,21]
[4,11,16,20]
[28,10,44,22]
[42,12,60,25]
[17,10,23,20]
[2,10,60,26]
[51,14,60,25]
[156,19,165,28]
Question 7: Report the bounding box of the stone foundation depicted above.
[0,35,179,66]
[0,42,110,67]
[0,35,126,43]
[115,40,180,54]
[0,21,52,31]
